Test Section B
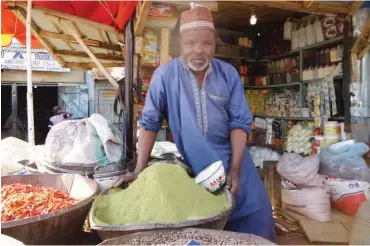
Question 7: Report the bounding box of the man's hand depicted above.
[225,169,241,194]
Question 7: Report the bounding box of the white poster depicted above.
[1,44,70,72]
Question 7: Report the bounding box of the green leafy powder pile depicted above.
[92,163,229,225]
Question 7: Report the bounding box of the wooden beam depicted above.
[232,1,348,15]
[303,1,315,9]
[10,7,65,66]
[57,19,119,89]
[351,19,370,59]
[54,50,124,61]
[349,1,365,15]
[168,1,219,12]
[10,1,124,39]
[64,62,125,69]
[134,1,152,36]
[39,30,123,52]
[160,28,170,65]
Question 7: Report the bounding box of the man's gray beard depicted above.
[186,58,210,72]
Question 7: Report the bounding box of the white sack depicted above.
[277,153,326,188]
[44,113,121,167]
[282,186,332,222]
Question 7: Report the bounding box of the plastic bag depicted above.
[284,18,294,40]
[319,141,370,182]
[314,18,325,43]
[281,180,332,222]
[44,114,122,168]
[306,21,316,45]
[249,146,281,168]
[277,153,326,188]
[327,177,370,216]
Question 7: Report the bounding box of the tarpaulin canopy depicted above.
[1,0,137,48]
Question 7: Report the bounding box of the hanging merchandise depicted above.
[314,17,325,43]
[291,28,299,50]
[284,18,295,40]
[307,76,337,128]
[306,21,317,45]
[298,25,307,48]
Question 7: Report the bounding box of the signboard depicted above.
[1,43,70,72]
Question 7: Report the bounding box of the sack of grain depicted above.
[0,137,30,175]
[327,177,370,216]
[44,114,122,169]
[282,180,332,222]
[277,153,326,188]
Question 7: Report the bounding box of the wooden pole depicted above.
[26,0,35,146]
[57,18,119,89]
[11,83,18,138]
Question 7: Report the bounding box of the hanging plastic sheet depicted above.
[350,7,370,142]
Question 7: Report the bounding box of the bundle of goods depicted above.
[141,29,158,64]
[249,147,281,168]
[245,90,268,115]
[319,140,370,182]
[302,45,343,80]
[0,137,35,176]
[287,15,344,51]
[306,78,338,128]
[264,90,300,117]
[91,164,230,225]
[43,114,122,175]
[285,122,313,155]
[319,140,370,216]
[1,183,77,222]
[277,153,331,222]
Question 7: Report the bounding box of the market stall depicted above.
[2,1,370,245]
[132,1,370,245]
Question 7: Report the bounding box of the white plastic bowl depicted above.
[194,161,226,193]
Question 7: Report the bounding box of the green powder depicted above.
[92,163,229,225]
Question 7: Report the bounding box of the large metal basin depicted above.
[1,174,98,245]
[90,189,234,241]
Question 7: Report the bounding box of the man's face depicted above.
[180,29,216,72]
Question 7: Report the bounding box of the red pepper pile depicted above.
[1,183,77,222]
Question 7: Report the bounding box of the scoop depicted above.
[194,161,226,193]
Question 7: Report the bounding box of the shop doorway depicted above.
[1,84,58,144]
[17,85,58,144]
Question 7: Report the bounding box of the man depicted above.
[48,106,73,128]
[136,5,276,242]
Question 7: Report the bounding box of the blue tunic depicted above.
[140,58,276,242]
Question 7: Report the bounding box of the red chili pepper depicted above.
[1,183,77,222]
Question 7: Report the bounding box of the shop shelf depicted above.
[301,75,343,84]
[262,49,300,60]
[214,53,251,60]
[303,36,343,50]
[244,82,301,89]
[253,114,314,121]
